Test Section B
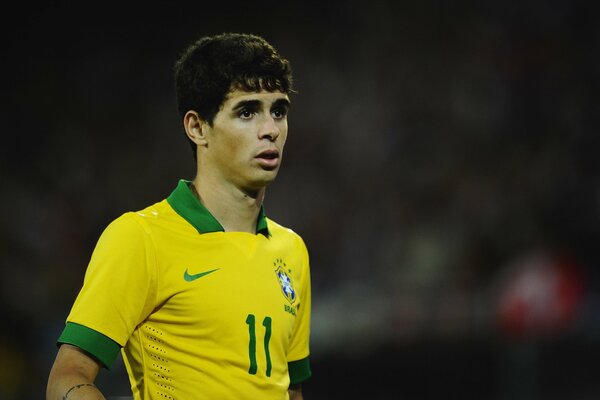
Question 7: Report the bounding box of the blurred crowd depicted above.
[2,1,599,399]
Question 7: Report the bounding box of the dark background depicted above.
[2,1,600,399]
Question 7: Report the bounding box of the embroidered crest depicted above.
[274,258,296,304]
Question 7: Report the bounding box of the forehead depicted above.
[222,89,290,108]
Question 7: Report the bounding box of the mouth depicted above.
[256,149,279,159]
[255,149,280,169]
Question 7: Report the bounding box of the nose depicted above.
[258,115,280,141]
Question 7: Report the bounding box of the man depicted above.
[47,33,312,400]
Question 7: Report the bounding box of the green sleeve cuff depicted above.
[57,322,121,369]
[288,356,311,384]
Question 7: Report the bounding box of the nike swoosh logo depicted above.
[184,268,220,282]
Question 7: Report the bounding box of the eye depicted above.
[271,108,288,120]
[239,109,254,120]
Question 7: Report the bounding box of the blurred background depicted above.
[2,1,600,399]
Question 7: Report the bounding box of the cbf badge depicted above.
[274,258,296,304]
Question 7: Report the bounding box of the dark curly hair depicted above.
[174,33,294,160]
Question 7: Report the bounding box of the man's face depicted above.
[203,89,290,193]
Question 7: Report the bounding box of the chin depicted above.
[248,171,279,190]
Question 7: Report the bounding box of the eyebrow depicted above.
[272,98,291,110]
[231,98,291,112]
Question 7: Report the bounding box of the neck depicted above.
[191,176,265,234]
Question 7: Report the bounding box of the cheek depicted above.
[280,127,288,147]
[221,129,247,160]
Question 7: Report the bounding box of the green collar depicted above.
[167,179,270,236]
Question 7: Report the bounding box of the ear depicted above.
[183,111,209,147]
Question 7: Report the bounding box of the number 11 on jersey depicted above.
[246,314,272,377]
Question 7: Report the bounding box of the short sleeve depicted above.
[287,236,312,383]
[58,213,158,367]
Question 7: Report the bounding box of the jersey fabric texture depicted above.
[58,179,311,400]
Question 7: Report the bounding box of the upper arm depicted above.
[65,214,157,349]
[47,344,103,399]
[49,344,102,382]
[287,237,312,383]
[289,384,304,400]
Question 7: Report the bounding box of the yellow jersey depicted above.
[58,179,311,399]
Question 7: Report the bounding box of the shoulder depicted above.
[267,218,308,250]
[99,199,173,240]
[112,199,174,229]
[267,218,301,238]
